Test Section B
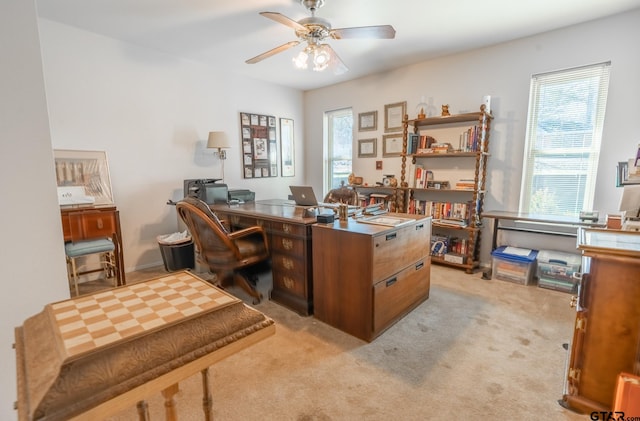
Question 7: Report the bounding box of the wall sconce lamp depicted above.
[207,131,230,181]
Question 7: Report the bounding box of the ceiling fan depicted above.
[245,0,396,74]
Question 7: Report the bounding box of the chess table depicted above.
[15,271,275,420]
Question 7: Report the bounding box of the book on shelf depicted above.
[407,133,419,155]
[457,125,481,152]
[414,165,431,189]
[455,179,476,190]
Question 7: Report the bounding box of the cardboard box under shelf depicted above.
[491,246,538,286]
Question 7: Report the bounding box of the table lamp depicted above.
[207,131,230,180]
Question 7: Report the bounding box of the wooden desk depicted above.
[60,205,126,286]
[312,215,431,341]
[482,210,605,279]
[561,228,640,414]
[213,200,317,316]
[15,271,275,420]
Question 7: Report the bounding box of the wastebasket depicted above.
[157,232,195,272]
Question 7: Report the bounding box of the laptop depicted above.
[289,186,359,212]
[289,185,320,207]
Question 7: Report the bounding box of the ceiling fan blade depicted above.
[260,12,309,33]
[330,25,396,40]
[245,41,300,64]
[324,44,348,75]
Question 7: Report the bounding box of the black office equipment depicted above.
[183,179,228,205]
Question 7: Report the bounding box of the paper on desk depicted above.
[502,246,533,256]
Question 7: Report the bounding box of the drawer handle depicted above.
[97,218,104,229]
[282,223,291,233]
[415,261,424,270]
[282,238,293,250]
[385,233,397,241]
[386,277,397,287]
[283,276,294,289]
[282,257,294,270]
[415,223,424,230]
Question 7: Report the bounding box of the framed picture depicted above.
[280,118,295,177]
[382,134,403,157]
[384,101,407,133]
[54,149,114,205]
[358,138,377,158]
[358,111,377,132]
[240,111,278,178]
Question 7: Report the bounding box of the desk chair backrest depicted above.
[323,185,359,206]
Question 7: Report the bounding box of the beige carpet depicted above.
[103,264,588,421]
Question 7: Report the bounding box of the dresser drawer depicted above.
[372,221,430,282]
[373,258,430,333]
[271,233,306,256]
[64,210,117,241]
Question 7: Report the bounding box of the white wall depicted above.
[38,19,305,272]
[304,8,640,262]
[0,1,70,419]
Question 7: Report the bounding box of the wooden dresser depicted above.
[561,228,640,413]
[312,215,431,341]
[213,200,316,315]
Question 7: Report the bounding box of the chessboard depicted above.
[50,271,239,358]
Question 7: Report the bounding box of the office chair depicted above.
[176,197,269,304]
[65,238,116,296]
[323,182,359,206]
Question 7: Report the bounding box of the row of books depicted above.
[407,134,435,154]
[357,193,391,209]
[406,126,482,154]
[414,165,433,188]
[430,235,469,257]
[407,200,472,222]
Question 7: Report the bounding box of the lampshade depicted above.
[207,131,230,149]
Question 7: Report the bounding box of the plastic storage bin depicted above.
[157,233,195,272]
[537,249,582,293]
[491,246,538,285]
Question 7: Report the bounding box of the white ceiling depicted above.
[35,0,640,91]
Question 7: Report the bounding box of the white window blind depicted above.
[519,62,611,216]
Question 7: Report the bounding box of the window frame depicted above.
[324,107,353,193]
[518,61,611,217]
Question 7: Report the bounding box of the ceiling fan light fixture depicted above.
[313,45,330,66]
[293,50,309,69]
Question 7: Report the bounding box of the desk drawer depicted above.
[372,221,430,282]
[224,214,269,231]
[271,234,305,256]
[270,221,308,237]
[272,268,306,296]
[373,258,430,333]
[272,253,305,276]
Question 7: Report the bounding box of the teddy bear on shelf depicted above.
[441,104,450,116]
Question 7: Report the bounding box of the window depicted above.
[519,62,611,216]
[325,108,353,191]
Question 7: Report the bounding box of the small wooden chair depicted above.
[65,238,116,296]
